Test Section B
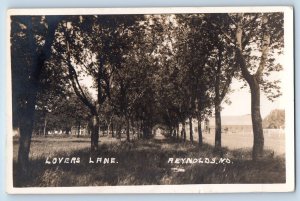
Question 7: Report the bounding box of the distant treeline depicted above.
[263,109,285,129]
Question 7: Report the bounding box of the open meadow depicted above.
[197,131,285,156]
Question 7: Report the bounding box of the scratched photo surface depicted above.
[9,10,290,190]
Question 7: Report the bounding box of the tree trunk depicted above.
[17,64,40,178]
[111,120,114,138]
[106,123,110,136]
[66,127,71,135]
[236,51,265,160]
[91,115,100,152]
[215,104,222,149]
[180,125,183,139]
[235,19,270,160]
[17,99,35,177]
[168,128,172,138]
[176,125,179,140]
[77,121,81,138]
[126,117,130,142]
[250,80,264,160]
[197,117,203,147]
[131,119,136,139]
[182,121,186,142]
[172,128,176,138]
[189,117,193,142]
[43,115,47,137]
[214,50,222,150]
[117,125,122,139]
[138,121,142,139]
[142,121,151,139]
[16,17,62,178]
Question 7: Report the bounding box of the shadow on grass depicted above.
[13,138,286,187]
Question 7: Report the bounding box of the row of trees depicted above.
[11,12,284,175]
[263,109,285,129]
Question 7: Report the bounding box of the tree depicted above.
[33,55,72,136]
[34,92,90,136]
[52,15,140,150]
[175,14,215,145]
[208,13,284,159]
[234,13,283,160]
[263,109,285,129]
[203,37,236,150]
[11,16,63,176]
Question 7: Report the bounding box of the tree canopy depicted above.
[11,12,284,176]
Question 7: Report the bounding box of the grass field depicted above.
[13,134,286,187]
[199,131,285,156]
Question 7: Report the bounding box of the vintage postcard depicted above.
[6,7,294,194]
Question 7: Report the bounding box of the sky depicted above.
[221,78,285,118]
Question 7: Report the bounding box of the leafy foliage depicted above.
[11,12,285,166]
[263,109,285,129]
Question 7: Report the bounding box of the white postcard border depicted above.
[6,6,294,194]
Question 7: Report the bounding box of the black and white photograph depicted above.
[6,7,294,193]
